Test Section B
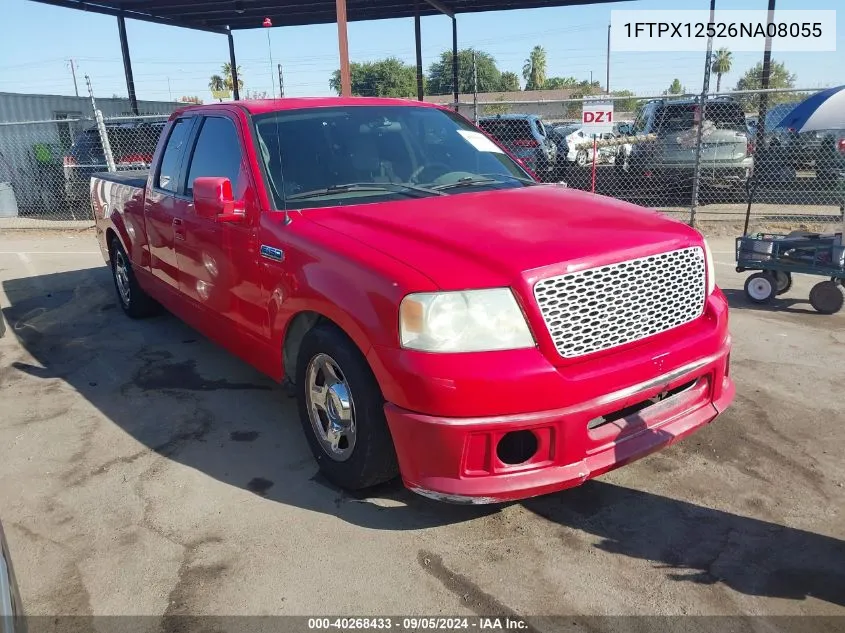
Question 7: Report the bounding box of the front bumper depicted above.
[383,339,733,504]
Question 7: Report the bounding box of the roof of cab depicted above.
[175,97,444,117]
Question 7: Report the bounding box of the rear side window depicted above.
[185,117,243,195]
[657,103,747,133]
[157,118,193,192]
[478,119,533,140]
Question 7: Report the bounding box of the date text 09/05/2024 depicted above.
[307,617,530,631]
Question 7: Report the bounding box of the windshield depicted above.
[253,105,533,210]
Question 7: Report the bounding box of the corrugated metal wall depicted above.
[0,92,179,122]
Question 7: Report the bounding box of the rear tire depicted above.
[771,271,793,296]
[809,281,845,315]
[296,323,399,491]
[110,237,159,319]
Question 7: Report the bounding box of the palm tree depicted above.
[711,48,733,93]
[221,63,244,92]
[522,46,547,91]
[208,74,225,101]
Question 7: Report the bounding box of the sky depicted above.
[0,0,842,104]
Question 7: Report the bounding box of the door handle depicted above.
[173,217,186,241]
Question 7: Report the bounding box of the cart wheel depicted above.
[809,281,845,315]
[770,271,792,296]
[744,273,776,304]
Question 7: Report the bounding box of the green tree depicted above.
[666,78,684,95]
[570,80,603,99]
[498,71,520,92]
[221,63,244,92]
[734,59,798,112]
[543,76,579,90]
[330,57,418,97]
[426,48,503,95]
[711,48,733,93]
[522,45,547,91]
[611,89,639,113]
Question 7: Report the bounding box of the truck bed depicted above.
[92,170,149,190]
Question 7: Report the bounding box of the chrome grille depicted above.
[533,247,707,358]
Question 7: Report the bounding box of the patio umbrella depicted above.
[776,85,845,133]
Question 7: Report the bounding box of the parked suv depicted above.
[63,120,165,204]
[627,97,752,191]
[477,114,557,179]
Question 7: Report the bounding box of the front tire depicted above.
[110,237,158,318]
[744,272,776,304]
[296,323,399,490]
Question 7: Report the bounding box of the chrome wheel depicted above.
[305,353,356,461]
[114,250,131,307]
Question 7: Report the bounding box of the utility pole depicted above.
[67,59,79,97]
[167,77,173,102]
[590,70,593,86]
[689,0,717,228]
[605,24,611,94]
[278,63,285,98]
[472,51,478,123]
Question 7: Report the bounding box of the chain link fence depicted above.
[457,88,844,232]
[1,88,842,233]
[0,111,173,228]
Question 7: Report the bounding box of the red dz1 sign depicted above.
[582,98,614,134]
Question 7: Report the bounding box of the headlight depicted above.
[703,238,716,295]
[399,288,535,352]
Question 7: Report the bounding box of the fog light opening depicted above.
[496,430,539,465]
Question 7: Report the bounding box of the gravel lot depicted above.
[0,230,843,623]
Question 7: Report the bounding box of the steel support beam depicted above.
[336,0,351,96]
[415,0,424,101]
[117,15,139,115]
[28,0,228,33]
[227,29,240,100]
[424,0,454,17]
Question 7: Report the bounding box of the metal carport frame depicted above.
[27,0,626,112]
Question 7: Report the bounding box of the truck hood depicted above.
[303,185,702,289]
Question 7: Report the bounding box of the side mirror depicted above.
[193,177,244,223]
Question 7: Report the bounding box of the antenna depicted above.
[278,63,285,98]
[263,17,276,98]
[67,59,79,97]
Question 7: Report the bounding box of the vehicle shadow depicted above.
[524,476,845,608]
[4,267,845,609]
[1,266,497,532]
[721,288,821,315]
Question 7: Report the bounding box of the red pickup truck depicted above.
[92,98,734,504]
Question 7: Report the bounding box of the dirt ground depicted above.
[0,230,843,625]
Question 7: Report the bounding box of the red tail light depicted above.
[837,138,845,155]
[63,156,77,167]
[118,153,153,165]
[513,138,540,148]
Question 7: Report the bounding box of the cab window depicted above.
[185,116,244,195]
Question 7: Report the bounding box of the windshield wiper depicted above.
[478,173,538,185]
[432,174,535,191]
[286,182,444,202]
